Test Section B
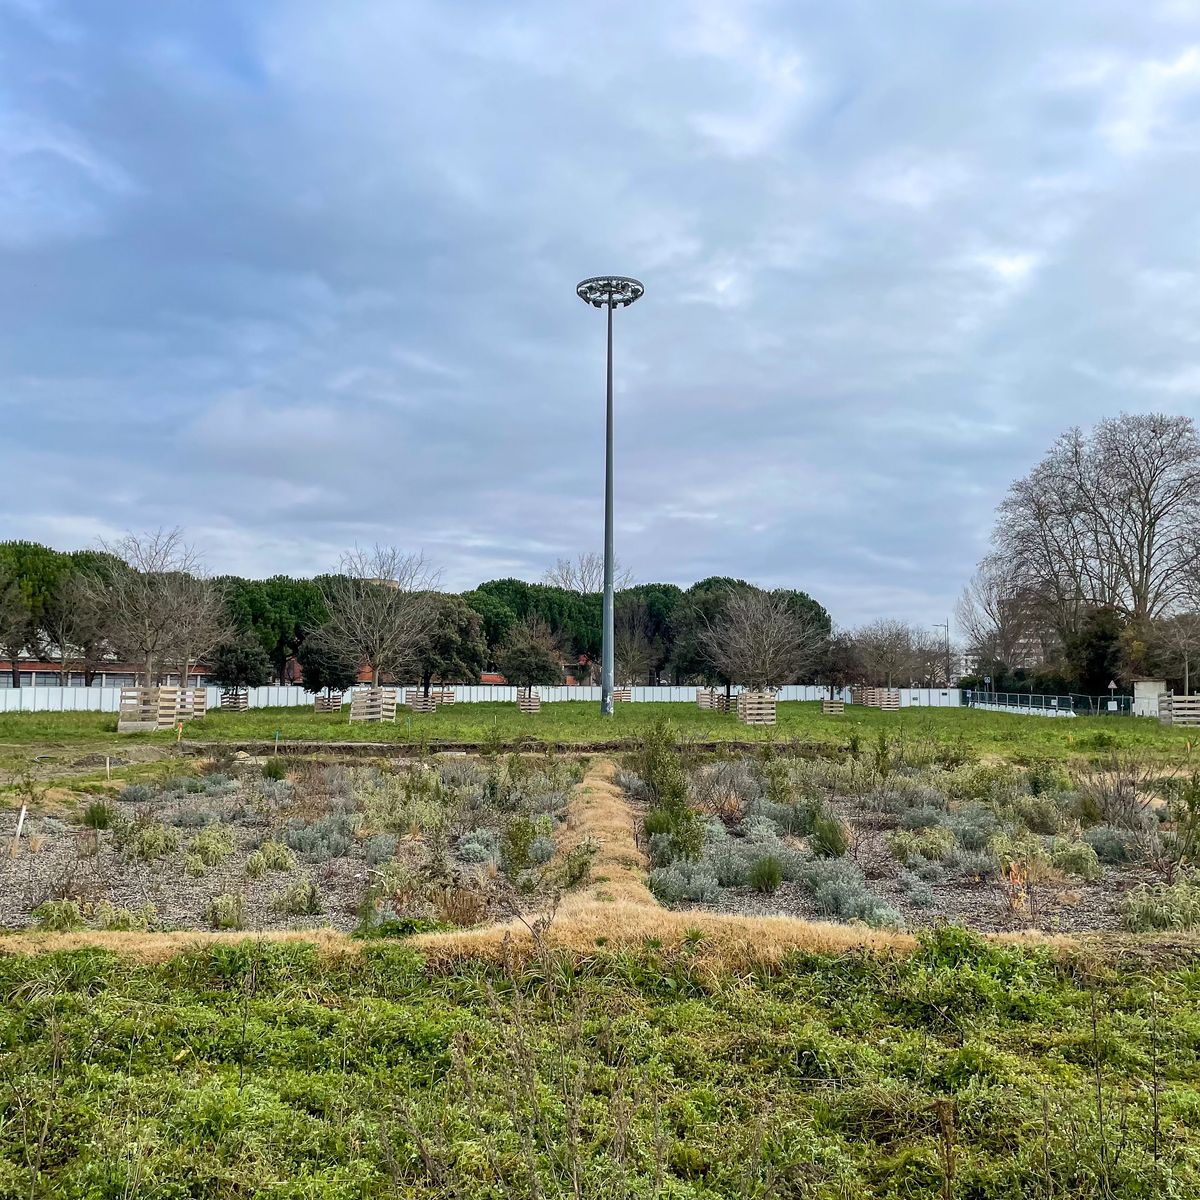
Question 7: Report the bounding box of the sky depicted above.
[2,0,1199,630]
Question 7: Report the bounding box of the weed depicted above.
[271,878,322,916]
[1123,874,1200,931]
[262,758,288,781]
[749,854,784,894]
[207,892,246,930]
[1050,837,1102,882]
[1082,825,1138,864]
[94,901,157,931]
[81,800,114,830]
[189,823,235,867]
[31,899,84,931]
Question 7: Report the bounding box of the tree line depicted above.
[960,412,1200,694]
[0,534,856,693]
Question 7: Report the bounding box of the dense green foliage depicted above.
[208,634,274,691]
[1,931,1198,1197]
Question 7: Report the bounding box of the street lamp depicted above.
[576,275,645,715]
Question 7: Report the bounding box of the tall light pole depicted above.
[576,275,644,715]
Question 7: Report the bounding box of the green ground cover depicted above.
[1,931,1198,1198]
[0,702,1195,764]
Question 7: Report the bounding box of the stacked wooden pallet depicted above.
[613,688,632,703]
[516,690,542,713]
[350,687,398,723]
[1160,695,1200,726]
[176,688,208,720]
[821,698,845,715]
[117,687,181,733]
[851,687,901,711]
[220,690,249,712]
[696,689,730,713]
[313,693,342,713]
[736,691,777,726]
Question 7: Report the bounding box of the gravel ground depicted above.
[0,790,372,934]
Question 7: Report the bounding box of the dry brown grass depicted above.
[0,928,356,963]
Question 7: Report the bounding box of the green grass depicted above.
[1,929,1198,1197]
[0,701,1196,764]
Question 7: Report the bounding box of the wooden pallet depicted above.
[220,690,249,712]
[177,688,208,720]
[350,687,398,723]
[1160,695,1200,726]
[736,691,777,726]
[696,689,730,713]
[821,698,845,715]
[851,687,900,711]
[516,690,542,714]
[118,687,181,733]
[613,688,632,703]
[313,693,342,713]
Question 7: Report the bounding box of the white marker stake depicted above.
[10,805,27,858]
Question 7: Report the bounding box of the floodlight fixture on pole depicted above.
[576,275,645,716]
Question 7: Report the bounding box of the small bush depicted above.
[365,833,399,865]
[117,820,180,862]
[119,784,153,804]
[272,878,322,916]
[262,758,288,781]
[283,813,357,861]
[171,806,214,828]
[887,826,954,865]
[184,853,207,877]
[749,855,784,894]
[946,805,999,851]
[458,828,500,865]
[945,847,999,879]
[82,800,114,830]
[810,810,850,858]
[899,805,946,831]
[32,899,84,931]
[796,859,903,930]
[501,815,537,874]
[649,863,719,905]
[189,823,235,867]
[1082,824,1138,864]
[898,869,934,907]
[94,901,156,931]
[247,841,296,877]
[1050,837,1102,882]
[528,834,555,865]
[207,892,246,930]
[1123,874,1200,932]
[1007,793,1064,835]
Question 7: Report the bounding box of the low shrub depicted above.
[262,758,288,781]
[887,826,954,865]
[458,828,500,865]
[1123,874,1200,932]
[501,815,537,873]
[207,892,246,930]
[247,841,296,877]
[946,805,999,851]
[82,800,114,830]
[898,869,934,907]
[184,853,207,877]
[748,854,784,894]
[189,823,235,867]
[649,863,719,905]
[283,813,357,861]
[117,819,180,862]
[94,901,156,931]
[810,810,850,858]
[272,879,322,916]
[365,833,399,866]
[1082,824,1138,864]
[1050,837,1102,882]
[945,847,999,879]
[171,806,214,828]
[119,784,153,804]
[528,834,555,865]
[795,859,903,929]
[32,899,84,931]
[899,805,946,831]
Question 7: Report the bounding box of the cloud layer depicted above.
[3,0,1199,627]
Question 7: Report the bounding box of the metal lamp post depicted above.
[576,275,644,715]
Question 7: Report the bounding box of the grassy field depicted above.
[1,931,1197,1198]
[1,701,1196,768]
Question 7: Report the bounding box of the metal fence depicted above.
[963,690,1132,718]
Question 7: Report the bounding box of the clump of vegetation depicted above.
[649,862,719,905]
[31,899,84,931]
[188,823,235,867]
[1082,824,1138,864]
[898,869,934,907]
[94,901,157,931]
[207,892,246,930]
[809,809,849,857]
[365,832,398,865]
[246,841,296,877]
[119,783,153,804]
[1123,873,1200,932]
[262,758,288,781]
[283,813,358,861]
[796,859,903,929]
[1050,837,1102,882]
[114,818,180,862]
[636,720,703,863]
[271,878,322,916]
[82,800,114,830]
[457,828,500,865]
[887,826,954,864]
[748,854,784,894]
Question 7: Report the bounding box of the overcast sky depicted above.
[3,1,1198,628]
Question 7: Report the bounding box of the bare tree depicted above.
[1154,612,1200,694]
[614,598,658,685]
[82,529,225,686]
[318,546,441,685]
[851,619,923,687]
[543,551,633,593]
[956,558,1037,676]
[991,414,1200,638]
[698,587,824,690]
